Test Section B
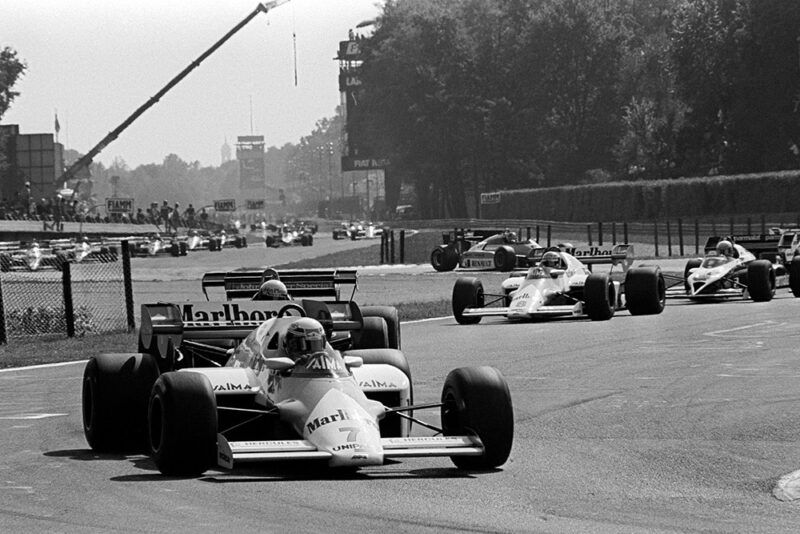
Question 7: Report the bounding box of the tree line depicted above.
[350,0,800,217]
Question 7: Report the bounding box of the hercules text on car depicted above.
[82,268,514,475]
[452,244,666,323]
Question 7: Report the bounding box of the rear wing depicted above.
[201,268,358,301]
[528,244,634,271]
[442,229,501,246]
[705,235,781,258]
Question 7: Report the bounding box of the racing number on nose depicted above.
[340,426,361,442]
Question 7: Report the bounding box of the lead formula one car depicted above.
[452,244,666,323]
[82,270,514,476]
[664,235,797,302]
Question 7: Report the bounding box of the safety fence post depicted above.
[390,230,395,264]
[546,225,552,247]
[678,218,684,256]
[62,262,75,338]
[587,224,593,246]
[399,230,405,264]
[122,241,135,331]
[694,219,700,255]
[598,222,603,246]
[611,222,617,245]
[623,221,629,244]
[666,220,673,257]
[653,220,660,257]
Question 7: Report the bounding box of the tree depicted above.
[0,46,26,120]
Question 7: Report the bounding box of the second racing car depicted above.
[452,244,666,323]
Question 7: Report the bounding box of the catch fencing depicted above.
[379,213,800,264]
[0,243,135,343]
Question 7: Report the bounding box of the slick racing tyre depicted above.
[345,348,412,437]
[441,366,513,470]
[82,353,160,453]
[356,317,390,349]
[584,272,615,321]
[361,306,401,349]
[148,371,217,476]
[746,259,775,302]
[624,266,666,315]
[493,245,516,272]
[683,259,702,293]
[431,245,459,272]
[790,256,800,297]
[452,277,483,325]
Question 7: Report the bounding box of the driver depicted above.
[503,229,518,243]
[253,279,290,301]
[540,250,564,270]
[282,317,327,362]
[716,239,735,258]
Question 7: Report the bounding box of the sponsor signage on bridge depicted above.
[245,199,265,210]
[214,199,236,212]
[480,192,501,205]
[106,197,134,213]
[341,156,389,171]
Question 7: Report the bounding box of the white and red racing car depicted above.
[82,269,514,475]
[452,244,666,323]
[664,235,798,301]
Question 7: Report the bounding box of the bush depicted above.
[5,305,96,337]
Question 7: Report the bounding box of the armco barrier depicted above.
[0,241,135,343]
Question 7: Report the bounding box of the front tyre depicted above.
[624,266,666,315]
[493,245,516,272]
[452,277,483,325]
[584,272,615,321]
[790,256,800,297]
[747,259,775,302]
[441,366,513,470]
[148,372,217,476]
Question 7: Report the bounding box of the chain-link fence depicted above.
[0,245,134,342]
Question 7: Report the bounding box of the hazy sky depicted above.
[2,0,382,168]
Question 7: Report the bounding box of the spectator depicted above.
[199,207,209,229]
[184,203,196,228]
[52,195,63,231]
[160,200,171,232]
[171,202,182,231]
[135,207,146,224]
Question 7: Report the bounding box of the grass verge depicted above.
[0,299,452,369]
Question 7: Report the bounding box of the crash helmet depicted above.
[716,239,734,256]
[283,318,327,360]
[503,229,518,243]
[258,280,289,300]
[541,250,562,269]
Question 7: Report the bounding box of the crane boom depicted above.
[59,1,290,185]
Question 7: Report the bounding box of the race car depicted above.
[664,235,796,301]
[0,240,67,271]
[214,229,248,249]
[431,229,540,272]
[130,233,188,257]
[332,221,383,240]
[183,229,221,251]
[81,269,514,476]
[48,236,119,264]
[452,244,665,323]
[265,224,314,247]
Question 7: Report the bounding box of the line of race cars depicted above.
[80,225,799,477]
[83,267,513,475]
[445,228,800,325]
[0,236,120,272]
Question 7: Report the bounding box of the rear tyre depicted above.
[452,277,483,325]
[441,366,513,470]
[357,317,389,349]
[82,353,160,453]
[624,266,666,315]
[148,372,217,476]
[790,256,800,297]
[361,306,401,349]
[493,245,516,272]
[584,273,615,321]
[431,246,458,271]
[747,259,775,302]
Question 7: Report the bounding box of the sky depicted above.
[1,0,383,168]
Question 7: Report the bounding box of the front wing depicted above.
[217,434,483,469]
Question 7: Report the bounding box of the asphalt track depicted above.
[2,236,800,532]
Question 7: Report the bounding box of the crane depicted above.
[58,1,291,189]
